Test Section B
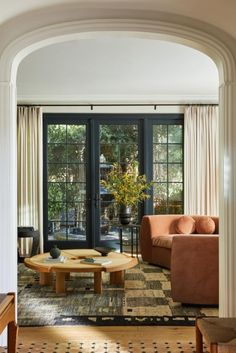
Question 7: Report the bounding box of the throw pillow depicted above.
[195,216,215,234]
[176,216,196,234]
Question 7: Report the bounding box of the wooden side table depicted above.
[0,293,18,353]
[196,317,236,353]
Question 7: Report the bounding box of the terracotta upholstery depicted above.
[176,215,196,234]
[171,234,219,304]
[152,234,176,249]
[140,214,219,304]
[195,216,216,234]
[140,215,184,267]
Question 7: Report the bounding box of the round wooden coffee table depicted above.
[24,249,138,294]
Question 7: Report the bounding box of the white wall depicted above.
[17,38,219,105]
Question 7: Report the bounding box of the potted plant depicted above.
[101,161,152,224]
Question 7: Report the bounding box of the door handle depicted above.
[94,193,100,208]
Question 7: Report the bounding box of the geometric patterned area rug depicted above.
[18,262,218,327]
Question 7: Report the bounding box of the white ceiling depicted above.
[0,0,236,38]
[17,37,219,104]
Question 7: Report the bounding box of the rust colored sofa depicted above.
[140,215,219,305]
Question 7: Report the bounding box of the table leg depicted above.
[209,343,218,353]
[39,272,52,286]
[94,272,102,294]
[65,272,70,281]
[8,321,18,353]
[131,228,134,257]
[119,228,123,253]
[110,271,124,285]
[196,320,203,353]
[136,227,139,258]
[55,272,66,294]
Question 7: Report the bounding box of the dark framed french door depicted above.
[43,113,183,251]
[93,118,142,249]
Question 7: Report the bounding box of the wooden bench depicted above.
[196,317,236,353]
[0,293,18,353]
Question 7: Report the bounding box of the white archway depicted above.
[1,16,236,342]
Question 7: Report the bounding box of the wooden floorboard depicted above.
[19,325,196,342]
[0,326,210,353]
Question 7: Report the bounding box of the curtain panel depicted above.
[184,105,219,215]
[17,106,43,251]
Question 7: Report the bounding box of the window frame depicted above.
[43,113,184,251]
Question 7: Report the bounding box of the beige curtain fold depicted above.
[184,105,219,215]
[17,106,43,251]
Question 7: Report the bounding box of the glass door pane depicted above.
[46,123,88,247]
[152,124,184,214]
[98,123,139,246]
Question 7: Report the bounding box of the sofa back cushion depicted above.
[142,215,188,236]
[176,215,196,234]
[195,216,216,234]
[192,215,219,234]
[141,215,219,237]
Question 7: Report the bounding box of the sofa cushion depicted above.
[152,234,177,249]
[176,215,196,234]
[195,216,215,234]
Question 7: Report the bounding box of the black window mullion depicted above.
[143,118,153,215]
[65,124,68,240]
[90,119,97,249]
[166,124,169,214]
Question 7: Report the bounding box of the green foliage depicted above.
[100,125,138,144]
[100,124,138,163]
[101,161,153,206]
[154,199,183,214]
[47,124,86,221]
[48,183,65,220]
[153,182,183,214]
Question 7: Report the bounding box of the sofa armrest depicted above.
[140,216,155,262]
[171,235,219,305]
[140,215,179,262]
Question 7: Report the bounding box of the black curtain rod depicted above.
[17,103,219,108]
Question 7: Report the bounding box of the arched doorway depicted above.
[0,16,236,339]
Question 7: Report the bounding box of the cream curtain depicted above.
[17,106,43,251]
[184,105,219,215]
